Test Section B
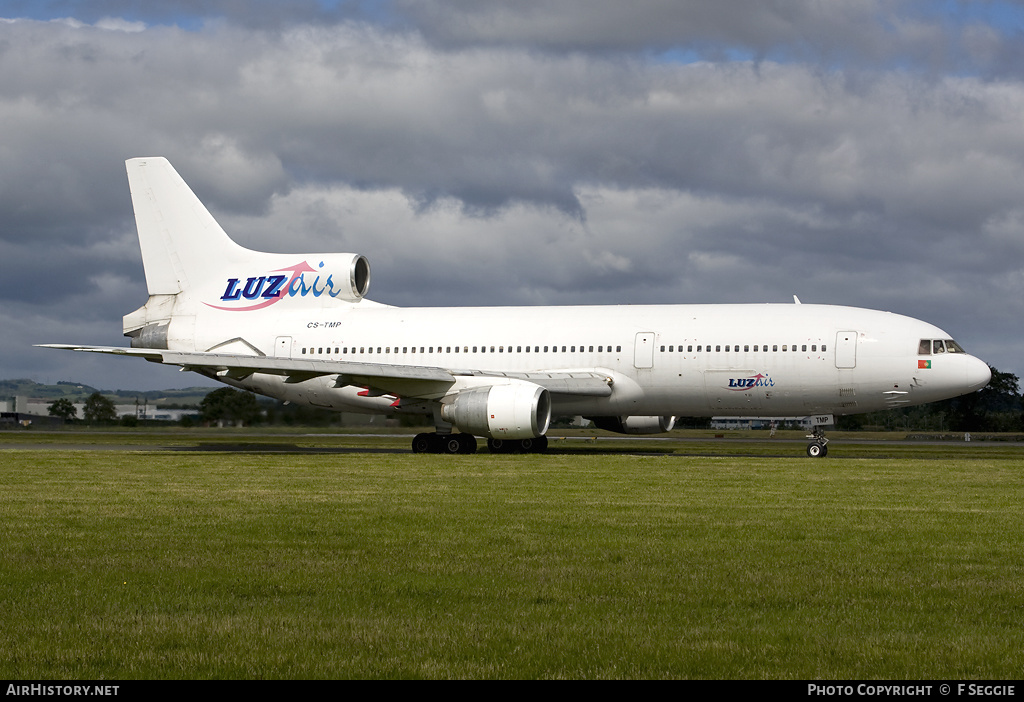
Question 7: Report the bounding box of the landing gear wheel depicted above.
[442,435,463,454]
[806,441,828,458]
[456,433,478,454]
[412,433,434,453]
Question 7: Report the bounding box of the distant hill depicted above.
[0,379,211,408]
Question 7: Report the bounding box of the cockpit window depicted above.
[920,338,966,355]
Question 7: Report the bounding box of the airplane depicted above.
[42,157,992,456]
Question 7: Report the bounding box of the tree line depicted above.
[47,366,1022,433]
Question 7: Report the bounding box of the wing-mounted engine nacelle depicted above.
[440,381,551,439]
[588,415,678,434]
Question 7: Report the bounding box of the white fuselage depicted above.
[179,300,991,419]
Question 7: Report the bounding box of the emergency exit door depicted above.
[835,331,857,369]
[634,332,655,369]
[275,336,293,359]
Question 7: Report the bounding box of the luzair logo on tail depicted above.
[207,261,353,311]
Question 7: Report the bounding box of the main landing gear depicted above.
[412,432,478,454]
[410,433,549,454]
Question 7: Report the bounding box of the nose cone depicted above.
[966,356,992,391]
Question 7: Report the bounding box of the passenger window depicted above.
[812,345,817,352]
[802,345,807,352]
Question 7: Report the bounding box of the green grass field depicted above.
[1,432,1022,679]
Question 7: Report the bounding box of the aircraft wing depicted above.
[37,345,614,398]
[458,369,613,396]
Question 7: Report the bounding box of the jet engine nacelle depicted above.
[206,252,371,309]
[588,415,678,434]
[441,381,551,439]
[286,253,371,303]
[334,253,372,302]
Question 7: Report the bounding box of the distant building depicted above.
[710,416,817,430]
[1,396,198,422]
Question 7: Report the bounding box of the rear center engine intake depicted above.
[440,381,551,439]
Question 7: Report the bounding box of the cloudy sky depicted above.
[2,0,1023,391]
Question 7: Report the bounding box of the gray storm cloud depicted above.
[1,4,1021,388]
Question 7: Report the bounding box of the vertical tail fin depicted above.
[126,157,248,295]
[125,157,371,320]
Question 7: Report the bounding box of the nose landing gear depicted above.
[806,423,830,458]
